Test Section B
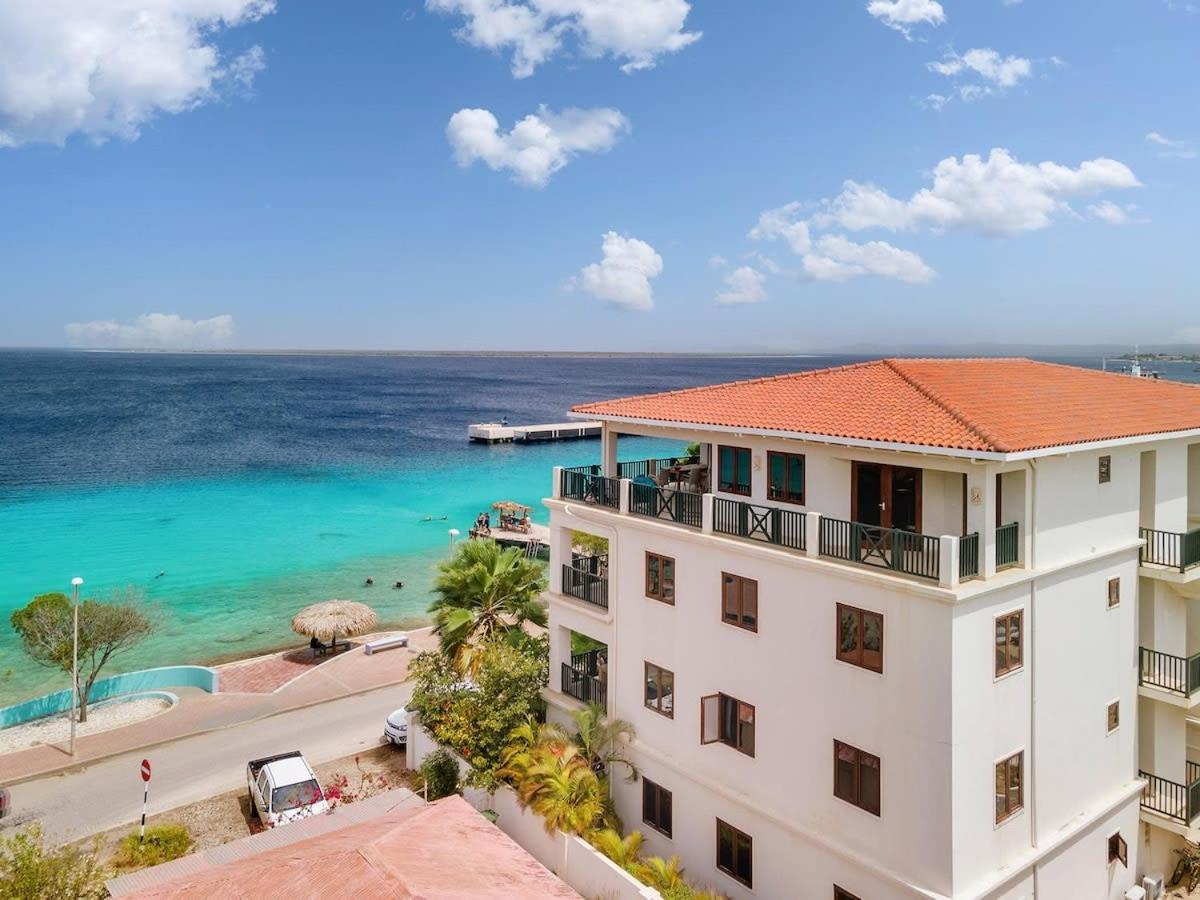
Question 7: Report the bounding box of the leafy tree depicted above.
[570,531,609,557]
[569,703,638,782]
[683,442,701,460]
[590,828,644,871]
[0,824,106,900]
[10,588,154,722]
[429,540,547,675]
[407,637,548,790]
[500,738,604,837]
[418,749,461,801]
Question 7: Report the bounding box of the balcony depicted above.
[561,648,607,710]
[713,497,806,552]
[818,518,942,581]
[561,555,609,610]
[1142,526,1200,574]
[1140,647,1200,701]
[1140,763,1200,826]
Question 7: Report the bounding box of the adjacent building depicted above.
[541,358,1200,900]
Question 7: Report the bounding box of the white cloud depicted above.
[0,1,274,147]
[707,255,728,268]
[929,48,1032,88]
[815,148,1141,237]
[1087,201,1146,226]
[749,202,811,254]
[426,0,700,78]
[64,313,234,348]
[716,266,767,305]
[803,235,935,283]
[866,0,945,37]
[447,105,629,188]
[1146,131,1197,160]
[577,232,662,311]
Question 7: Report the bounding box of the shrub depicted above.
[419,749,461,801]
[0,824,106,900]
[110,824,192,871]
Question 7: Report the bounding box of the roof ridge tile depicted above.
[883,358,1008,452]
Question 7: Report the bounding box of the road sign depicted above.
[140,759,151,782]
[139,759,152,843]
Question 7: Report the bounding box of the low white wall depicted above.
[407,717,659,900]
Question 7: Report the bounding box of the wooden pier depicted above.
[468,421,601,444]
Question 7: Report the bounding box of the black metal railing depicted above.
[818,518,941,581]
[561,557,609,610]
[712,497,806,552]
[561,647,607,708]
[616,456,699,481]
[960,532,980,580]
[996,522,1020,569]
[1141,526,1200,573]
[560,469,621,509]
[1139,646,1200,696]
[629,482,703,528]
[1140,769,1200,825]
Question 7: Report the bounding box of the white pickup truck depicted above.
[246,750,328,828]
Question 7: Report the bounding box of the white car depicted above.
[383,706,408,746]
[246,750,328,828]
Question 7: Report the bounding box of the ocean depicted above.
[0,350,1195,706]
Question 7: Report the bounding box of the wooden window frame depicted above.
[721,572,758,633]
[645,552,676,605]
[1107,577,1120,609]
[837,603,884,673]
[834,888,863,900]
[994,751,1024,825]
[717,445,752,496]
[994,610,1023,677]
[1099,455,1112,484]
[700,693,755,757]
[716,819,753,888]
[644,661,675,719]
[766,450,806,505]
[642,778,672,838]
[1107,700,1120,734]
[1108,831,1127,867]
[833,740,881,817]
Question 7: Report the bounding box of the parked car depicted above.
[383,706,407,746]
[246,750,327,827]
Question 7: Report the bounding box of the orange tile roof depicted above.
[571,358,1200,454]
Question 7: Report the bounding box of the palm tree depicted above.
[429,539,547,673]
[590,828,645,872]
[502,740,604,836]
[635,855,687,892]
[571,703,638,782]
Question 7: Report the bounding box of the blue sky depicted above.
[0,0,1196,351]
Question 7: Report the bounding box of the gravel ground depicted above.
[0,697,173,755]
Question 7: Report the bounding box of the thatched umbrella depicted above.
[291,600,378,653]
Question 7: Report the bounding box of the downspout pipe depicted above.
[1028,458,1040,894]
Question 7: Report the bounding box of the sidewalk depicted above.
[0,628,439,786]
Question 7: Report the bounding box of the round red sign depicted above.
[140,759,151,782]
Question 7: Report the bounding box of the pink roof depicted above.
[122,795,580,900]
[571,357,1200,453]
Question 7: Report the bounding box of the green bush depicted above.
[419,749,461,801]
[110,824,192,871]
[0,824,106,900]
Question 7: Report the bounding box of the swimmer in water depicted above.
[364,577,374,587]
[393,580,404,590]
[155,571,165,579]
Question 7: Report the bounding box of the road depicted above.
[1,682,413,843]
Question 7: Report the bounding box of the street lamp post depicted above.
[69,576,82,757]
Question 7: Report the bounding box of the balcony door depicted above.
[853,463,922,532]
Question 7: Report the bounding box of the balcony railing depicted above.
[818,518,941,581]
[561,648,607,709]
[560,468,620,510]
[1141,526,1200,573]
[713,497,805,552]
[1140,768,1200,825]
[997,522,1020,569]
[616,456,698,481]
[561,556,608,610]
[630,482,703,528]
[960,532,980,581]
[1139,646,1200,696]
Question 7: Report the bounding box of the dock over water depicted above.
[468,421,601,444]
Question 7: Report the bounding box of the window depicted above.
[1107,577,1120,609]
[722,573,758,632]
[1099,455,1111,483]
[716,819,752,888]
[995,752,1024,824]
[767,451,805,504]
[837,604,883,673]
[834,741,881,816]
[834,889,863,900]
[1107,700,1120,733]
[701,694,755,756]
[642,779,672,837]
[645,553,675,604]
[644,662,675,718]
[1108,831,1128,867]
[994,610,1023,677]
[718,445,752,496]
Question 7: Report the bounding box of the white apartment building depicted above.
[539,358,1200,900]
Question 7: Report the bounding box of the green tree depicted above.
[418,749,461,801]
[429,540,548,675]
[500,738,604,837]
[0,824,106,900]
[590,828,645,871]
[570,703,638,782]
[570,531,609,557]
[10,588,154,722]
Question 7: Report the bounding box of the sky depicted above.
[0,0,1196,352]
